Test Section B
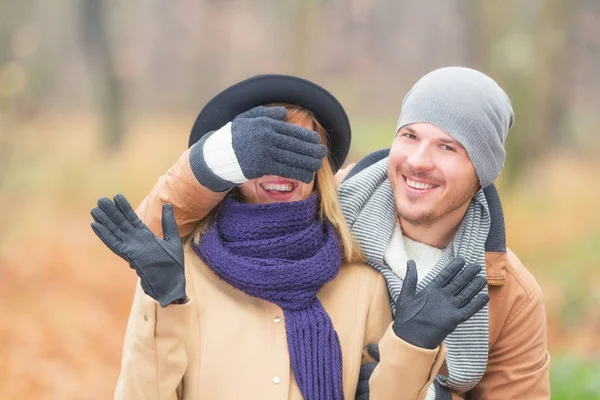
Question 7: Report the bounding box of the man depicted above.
[338,67,549,399]
[129,69,550,399]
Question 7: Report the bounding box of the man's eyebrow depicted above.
[400,127,465,149]
[438,137,457,144]
[438,137,466,149]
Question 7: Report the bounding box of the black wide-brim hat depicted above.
[188,74,351,171]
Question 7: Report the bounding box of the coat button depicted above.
[272,376,280,384]
[143,314,148,322]
[274,316,281,323]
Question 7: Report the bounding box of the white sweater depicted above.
[384,223,445,284]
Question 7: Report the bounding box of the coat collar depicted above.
[483,185,508,286]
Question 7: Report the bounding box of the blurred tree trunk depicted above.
[543,0,575,145]
[290,0,315,77]
[0,0,35,187]
[470,0,571,186]
[469,0,524,185]
[529,0,572,149]
[80,0,124,151]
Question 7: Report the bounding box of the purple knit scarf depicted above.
[192,195,344,400]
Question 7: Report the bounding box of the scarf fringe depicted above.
[285,304,345,400]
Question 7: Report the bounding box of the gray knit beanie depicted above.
[396,67,514,188]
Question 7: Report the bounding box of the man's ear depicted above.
[335,163,356,188]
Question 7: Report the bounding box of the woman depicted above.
[91,75,481,399]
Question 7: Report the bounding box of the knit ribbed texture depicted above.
[189,131,235,192]
[482,185,506,252]
[384,224,445,285]
[193,195,344,400]
[203,122,247,184]
[338,156,490,396]
[396,67,514,188]
[404,236,445,271]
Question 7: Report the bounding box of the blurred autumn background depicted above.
[1,0,599,399]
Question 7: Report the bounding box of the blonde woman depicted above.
[91,75,485,400]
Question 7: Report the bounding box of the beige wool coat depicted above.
[114,250,446,399]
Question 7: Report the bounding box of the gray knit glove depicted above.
[189,106,327,192]
[393,257,489,349]
[90,194,186,308]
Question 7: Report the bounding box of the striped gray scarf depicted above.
[338,157,490,394]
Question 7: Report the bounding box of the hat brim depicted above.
[188,74,351,171]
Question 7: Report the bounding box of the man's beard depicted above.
[396,179,480,227]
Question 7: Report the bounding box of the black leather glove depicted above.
[393,257,489,349]
[90,194,186,307]
[189,106,328,191]
[355,343,379,400]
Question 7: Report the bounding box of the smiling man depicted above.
[339,67,549,399]
[128,69,550,399]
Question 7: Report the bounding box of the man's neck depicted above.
[399,203,469,249]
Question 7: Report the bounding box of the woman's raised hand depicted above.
[90,194,186,307]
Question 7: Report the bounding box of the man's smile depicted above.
[402,174,441,194]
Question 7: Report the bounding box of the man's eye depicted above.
[442,145,455,151]
[403,133,417,140]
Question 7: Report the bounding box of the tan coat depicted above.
[114,248,445,400]
[129,148,550,400]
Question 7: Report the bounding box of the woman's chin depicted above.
[263,192,296,202]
